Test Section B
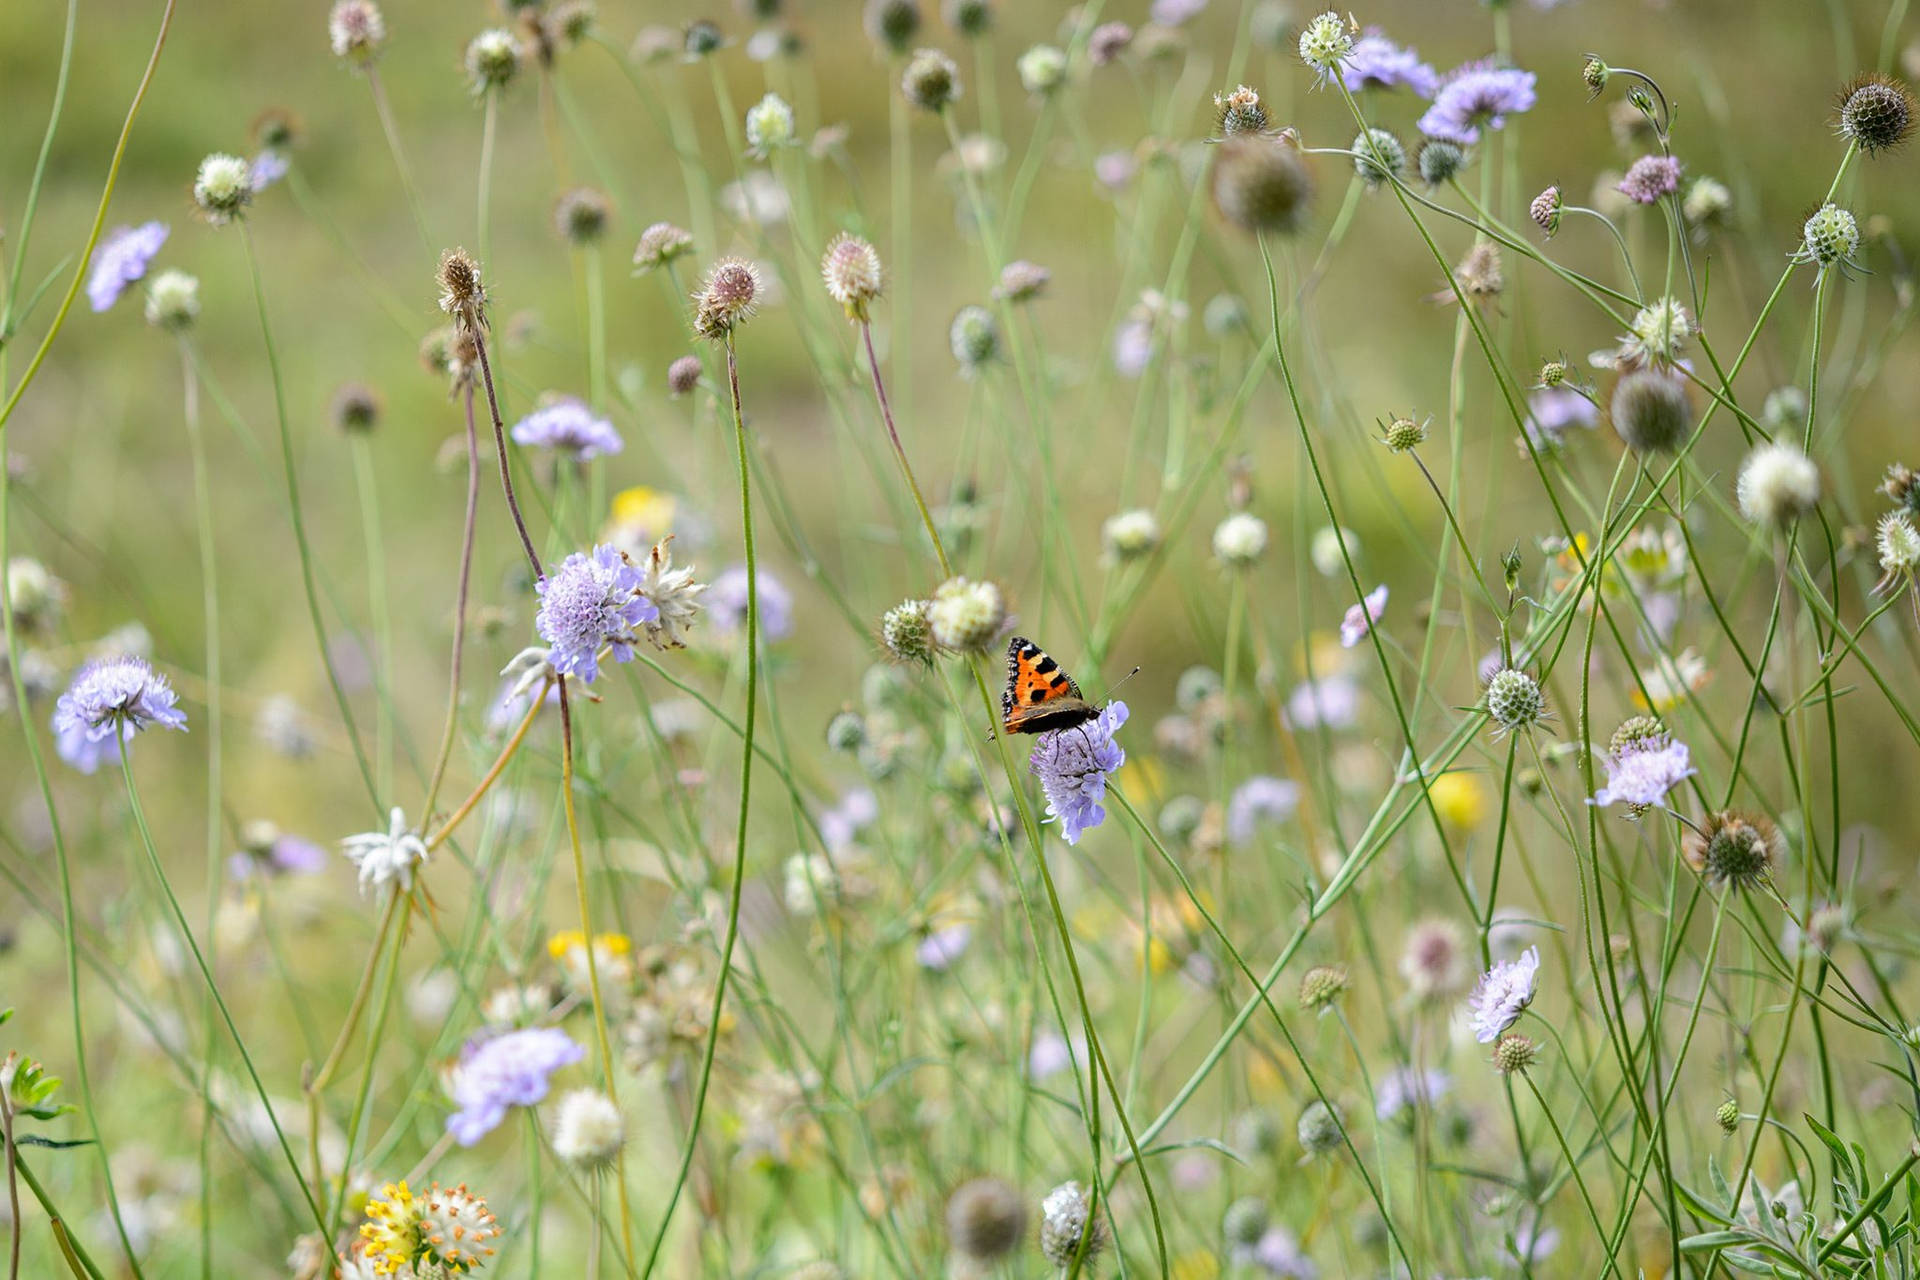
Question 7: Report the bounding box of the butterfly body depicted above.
[1001,636,1101,736]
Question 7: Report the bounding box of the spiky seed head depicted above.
[1298,963,1350,1011]
[1682,811,1783,891]
[1609,370,1691,454]
[1736,442,1821,528]
[945,1177,1026,1264]
[437,249,488,332]
[553,187,611,245]
[1582,56,1610,97]
[821,233,884,320]
[328,0,388,66]
[144,270,201,331]
[1877,511,1920,584]
[1215,85,1269,137]
[1039,1182,1107,1269]
[193,153,253,225]
[330,382,383,433]
[1530,185,1563,236]
[1715,1099,1739,1132]
[1211,134,1314,236]
[825,710,866,753]
[632,222,695,273]
[1416,138,1467,185]
[1222,1197,1270,1248]
[1796,203,1860,270]
[901,47,960,110]
[466,29,522,93]
[1351,128,1405,187]
[1538,359,1569,387]
[941,0,992,35]
[692,257,764,340]
[865,0,922,52]
[1088,22,1132,65]
[1484,667,1545,733]
[666,354,703,397]
[927,577,1005,652]
[948,305,1000,374]
[881,599,935,663]
[1296,10,1351,77]
[1297,1100,1343,1156]
[1628,298,1693,365]
[1382,415,1428,453]
[1838,72,1917,154]
[1492,1033,1539,1075]
[682,19,723,57]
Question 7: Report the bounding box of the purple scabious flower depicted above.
[511,397,625,461]
[1618,154,1682,205]
[1149,0,1206,24]
[446,1027,585,1145]
[1466,945,1539,1042]
[248,151,290,191]
[1027,1029,1086,1079]
[1250,1226,1318,1279]
[87,222,169,312]
[1342,32,1439,97]
[1028,701,1128,845]
[227,829,328,881]
[1418,61,1537,145]
[1375,1067,1448,1121]
[915,922,972,970]
[534,545,658,683]
[1592,736,1694,809]
[709,565,795,641]
[1227,776,1300,845]
[1339,584,1388,648]
[51,655,188,773]
[1525,386,1599,448]
[819,787,878,852]
[1285,676,1359,730]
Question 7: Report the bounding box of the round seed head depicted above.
[821,233,885,320]
[466,28,523,93]
[1211,134,1315,236]
[330,382,383,433]
[1530,185,1562,236]
[192,153,253,225]
[1877,511,1920,581]
[633,222,695,272]
[1796,202,1860,269]
[1232,1107,1281,1156]
[901,47,961,110]
[1609,370,1691,454]
[1492,1033,1539,1075]
[825,710,866,753]
[1351,127,1405,187]
[1806,902,1847,952]
[1484,667,1545,733]
[1736,442,1820,528]
[666,354,703,397]
[881,598,935,663]
[144,269,201,331]
[1297,9,1351,77]
[1582,56,1610,97]
[1204,292,1249,335]
[1682,810,1783,890]
[549,1089,625,1170]
[551,1,596,46]
[1297,1099,1343,1156]
[1038,1183,1107,1269]
[1383,415,1428,452]
[1299,963,1350,1011]
[1018,43,1068,96]
[942,0,991,34]
[1212,511,1269,567]
[865,0,922,53]
[927,577,1005,652]
[692,257,764,340]
[948,305,1000,375]
[1538,359,1569,387]
[1838,72,1916,155]
[1715,1099,1739,1132]
[1416,138,1467,185]
[553,186,612,245]
[1101,509,1161,562]
[945,1177,1026,1264]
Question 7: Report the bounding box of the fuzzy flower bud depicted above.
[1484,667,1545,734]
[1683,176,1732,228]
[1492,1033,1539,1075]
[1211,134,1314,235]
[144,269,200,331]
[1795,202,1860,271]
[692,257,764,340]
[946,1177,1026,1265]
[553,187,611,245]
[549,1089,625,1170]
[825,710,866,753]
[1416,138,1466,185]
[632,222,695,273]
[1223,1197,1270,1248]
[901,47,960,110]
[193,153,253,225]
[1088,22,1132,65]
[1838,72,1917,155]
[1018,44,1068,96]
[1212,512,1269,567]
[1039,1182,1107,1269]
[1298,963,1349,1012]
[942,0,991,35]
[682,19,723,57]
[466,28,522,93]
[1609,370,1691,454]
[1530,185,1562,236]
[928,577,1005,652]
[745,92,796,158]
[948,305,1000,375]
[1297,1099,1343,1155]
[1736,442,1820,528]
[330,382,383,434]
[1351,127,1405,187]
[881,599,935,663]
[1582,56,1610,97]
[1382,416,1427,452]
[821,233,884,321]
[1877,511,1920,589]
[1716,1099,1740,1132]
[1101,509,1161,563]
[993,260,1050,302]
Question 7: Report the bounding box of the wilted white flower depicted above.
[340,807,429,895]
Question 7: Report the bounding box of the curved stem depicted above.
[858,318,949,576]
[422,385,481,823]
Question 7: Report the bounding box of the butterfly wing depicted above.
[1001,636,1100,735]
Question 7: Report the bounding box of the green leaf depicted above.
[13,1135,94,1150]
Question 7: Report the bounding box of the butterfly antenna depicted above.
[1096,665,1142,703]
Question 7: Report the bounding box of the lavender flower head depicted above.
[1375,1067,1449,1122]
[1592,732,1694,810]
[1227,776,1299,845]
[227,822,328,881]
[1339,584,1388,648]
[1618,154,1682,205]
[1418,61,1537,145]
[87,222,169,313]
[1029,701,1128,844]
[446,1027,585,1145]
[1466,945,1539,1042]
[1250,1226,1319,1279]
[1525,386,1599,448]
[52,655,187,773]
[511,397,625,461]
[710,565,795,641]
[1342,31,1438,97]
[535,545,658,682]
[248,150,290,192]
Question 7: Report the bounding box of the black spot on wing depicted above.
[1033,654,1058,675]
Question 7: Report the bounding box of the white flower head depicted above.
[341,807,428,895]
[1466,945,1540,1042]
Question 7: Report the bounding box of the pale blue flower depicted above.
[87,222,169,312]
[1342,32,1438,97]
[52,655,187,773]
[1228,776,1300,845]
[1418,62,1537,145]
[1029,701,1128,844]
[446,1027,585,1145]
[1375,1066,1449,1121]
[1340,584,1388,648]
[535,545,658,682]
[1592,736,1694,809]
[1466,946,1539,1042]
[511,397,624,460]
[710,565,794,640]
[249,150,290,191]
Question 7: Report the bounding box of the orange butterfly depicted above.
[1000,636,1102,736]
